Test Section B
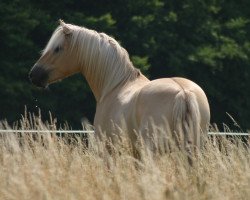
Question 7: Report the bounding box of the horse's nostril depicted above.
[29,65,49,88]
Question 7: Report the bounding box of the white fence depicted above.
[0,130,94,134]
[0,130,249,136]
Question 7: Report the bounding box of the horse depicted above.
[29,20,210,155]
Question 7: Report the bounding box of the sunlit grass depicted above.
[0,114,249,200]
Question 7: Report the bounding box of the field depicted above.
[0,115,249,200]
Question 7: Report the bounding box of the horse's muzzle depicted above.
[29,65,49,88]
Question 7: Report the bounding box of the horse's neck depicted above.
[81,59,139,102]
[75,30,148,102]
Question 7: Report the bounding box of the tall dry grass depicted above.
[0,114,249,200]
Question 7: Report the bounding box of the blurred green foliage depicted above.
[0,0,250,129]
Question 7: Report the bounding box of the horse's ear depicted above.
[59,19,72,35]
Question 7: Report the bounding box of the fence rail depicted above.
[0,130,249,136]
[208,132,250,136]
[0,130,94,134]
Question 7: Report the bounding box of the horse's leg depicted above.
[138,115,172,155]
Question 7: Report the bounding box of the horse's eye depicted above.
[54,46,62,53]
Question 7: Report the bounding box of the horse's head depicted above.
[29,20,79,88]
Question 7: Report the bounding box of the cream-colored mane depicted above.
[44,23,140,102]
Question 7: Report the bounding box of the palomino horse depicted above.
[29,20,210,154]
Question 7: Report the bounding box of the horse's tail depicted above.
[172,90,201,163]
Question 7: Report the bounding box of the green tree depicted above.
[0,0,250,130]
